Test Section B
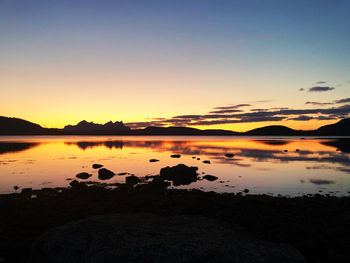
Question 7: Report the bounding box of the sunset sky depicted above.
[1,0,350,132]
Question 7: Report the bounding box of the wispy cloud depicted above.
[305,101,333,106]
[315,81,327,84]
[335,98,350,104]
[308,86,335,92]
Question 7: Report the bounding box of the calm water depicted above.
[0,136,350,196]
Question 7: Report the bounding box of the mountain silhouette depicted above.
[1,116,350,136]
[64,120,130,134]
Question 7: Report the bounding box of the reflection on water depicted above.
[0,136,350,196]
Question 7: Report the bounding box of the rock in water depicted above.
[160,164,198,186]
[203,160,211,164]
[75,172,92,179]
[92,164,103,169]
[225,153,234,158]
[98,168,115,180]
[170,154,181,158]
[203,175,218,181]
[30,214,306,263]
[149,159,159,162]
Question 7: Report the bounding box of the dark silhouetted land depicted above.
[1,116,350,136]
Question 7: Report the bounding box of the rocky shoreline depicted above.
[0,180,350,263]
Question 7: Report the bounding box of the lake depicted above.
[0,136,350,196]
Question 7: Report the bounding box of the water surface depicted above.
[1,136,350,196]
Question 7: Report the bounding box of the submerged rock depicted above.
[30,214,306,263]
[117,172,128,176]
[75,172,92,180]
[92,164,103,169]
[149,159,159,162]
[203,175,218,181]
[160,164,198,186]
[203,160,211,164]
[98,168,115,180]
[225,153,234,158]
[170,154,181,158]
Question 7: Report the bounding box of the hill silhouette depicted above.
[0,116,57,135]
[243,125,302,136]
[316,118,350,136]
[0,116,350,136]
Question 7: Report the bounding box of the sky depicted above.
[1,0,350,132]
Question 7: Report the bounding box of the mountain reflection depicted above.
[0,142,40,155]
[65,139,350,172]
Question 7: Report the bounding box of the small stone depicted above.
[203,175,218,181]
[92,164,103,169]
[225,153,234,158]
[203,160,211,164]
[13,186,19,190]
[149,159,159,162]
[170,154,181,158]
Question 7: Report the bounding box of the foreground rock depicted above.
[125,175,140,185]
[98,168,115,180]
[160,164,198,186]
[30,214,305,263]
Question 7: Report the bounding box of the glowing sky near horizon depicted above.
[1,0,350,131]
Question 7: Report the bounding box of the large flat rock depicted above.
[30,214,305,263]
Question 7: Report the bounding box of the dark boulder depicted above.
[170,154,181,158]
[92,164,103,169]
[117,172,128,176]
[75,172,92,180]
[13,185,19,190]
[98,168,115,180]
[149,159,159,162]
[160,164,198,186]
[203,160,211,164]
[225,153,234,158]
[125,175,140,185]
[30,214,306,263]
[203,175,218,181]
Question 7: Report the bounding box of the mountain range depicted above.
[0,116,350,136]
